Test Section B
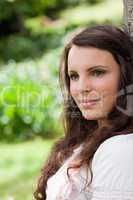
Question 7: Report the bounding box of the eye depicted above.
[69,73,79,80]
[91,69,106,77]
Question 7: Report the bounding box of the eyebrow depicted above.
[68,65,109,73]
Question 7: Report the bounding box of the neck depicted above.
[98,118,109,129]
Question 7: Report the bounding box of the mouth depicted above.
[80,99,100,103]
[79,99,100,109]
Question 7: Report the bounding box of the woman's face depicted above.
[67,45,120,122]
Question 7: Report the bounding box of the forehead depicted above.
[67,45,119,70]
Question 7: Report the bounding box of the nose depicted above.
[78,76,92,94]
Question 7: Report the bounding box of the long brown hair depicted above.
[34,25,133,200]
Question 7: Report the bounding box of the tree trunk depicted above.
[123,0,133,40]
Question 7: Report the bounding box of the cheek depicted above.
[70,83,78,97]
[96,75,119,98]
[99,78,120,111]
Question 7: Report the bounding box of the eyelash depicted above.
[69,70,106,80]
[91,70,106,76]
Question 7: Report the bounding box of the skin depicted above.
[67,45,120,128]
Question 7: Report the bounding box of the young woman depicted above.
[34,25,133,200]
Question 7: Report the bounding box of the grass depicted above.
[0,138,56,200]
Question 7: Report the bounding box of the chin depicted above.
[81,110,103,120]
[82,112,98,120]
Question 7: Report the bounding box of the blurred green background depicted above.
[0,0,123,199]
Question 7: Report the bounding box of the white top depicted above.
[46,133,133,200]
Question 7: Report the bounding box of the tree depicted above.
[123,0,133,40]
[0,0,57,35]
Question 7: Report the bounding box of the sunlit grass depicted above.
[0,139,56,200]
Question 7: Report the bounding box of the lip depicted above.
[80,99,100,103]
[80,99,100,108]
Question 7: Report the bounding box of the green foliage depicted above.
[0,0,59,35]
[0,48,63,142]
[0,33,62,62]
[0,0,122,63]
[0,0,56,20]
[0,0,104,20]
[88,0,103,4]
[0,36,39,62]
[60,0,123,27]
